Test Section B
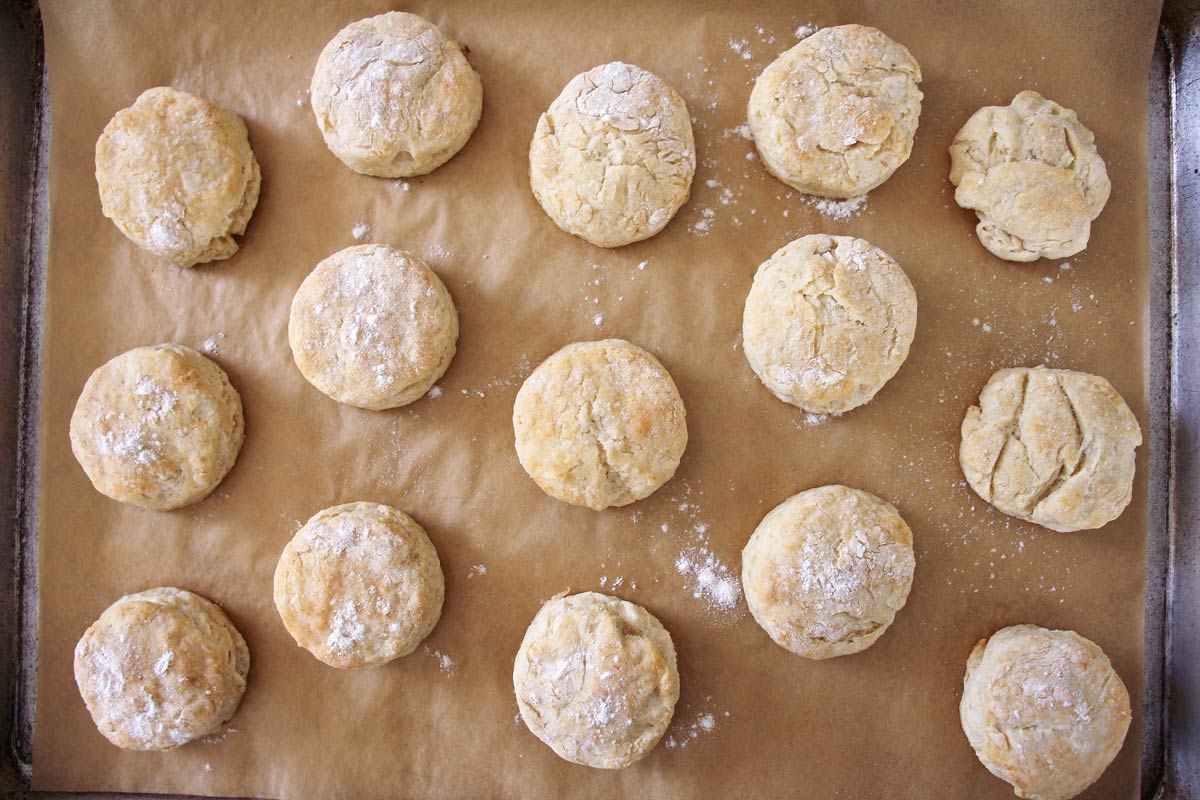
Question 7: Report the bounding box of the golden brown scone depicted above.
[742,234,917,415]
[513,592,679,769]
[960,367,1141,532]
[512,339,687,510]
[74,587,249,751]
[529,62,696,247]
[69,344,245,511]
[288,244,458,410]
[949,91,1110,262]
[273,502,445,669]
[748,25,922,198]
[95,86,261,267]
[742,485,915,659]
[960,625,1131,800]
[310,12,483,177]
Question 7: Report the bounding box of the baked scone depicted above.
[288,244,458,410]
[960,625,1131,800]
[69,344,245,511]
[95,86,261,267]
[513,592,679,769]
[74,587,249,751]
[310,12,483,177]
[742,485,915,659]
[742,234,917,415]
[960,367,1142,532]
[748,25,922,198]
[512,339,687,510]
[949,91,1111,262]
[529,62,696,247]
[273,502,444,669]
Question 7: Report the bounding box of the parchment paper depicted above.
[32,2,1163,797]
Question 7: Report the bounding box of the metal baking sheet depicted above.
[0,0,1194,797]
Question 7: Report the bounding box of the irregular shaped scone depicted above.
[513,592,679,769]
[310,12,483,177]
[742,234,917,415]
[748,25,922,198]
[960,625,1131,800]
[69,344,245,511]
[949,91,1111,261]
[288,244,458,410]
[742,485,915,659]
[512,339,687,510]
[74,587,249,750]
[960,367,1141,532]
[529,62,696,247]
[95,87,261,267]
[273,502,445,669]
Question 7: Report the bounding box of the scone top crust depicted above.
[529,62,696,247]
[742,234,918,415]
[273,502,445,669]
[949,91,1111,262]
[742,485,915,659]
[959,367,1142,532]
[288,244,459,410]
[960,625,1131,800]
[68,344,245,511]
[310,11,483,177]
[512,339,688,510]
[95,86,261,267]
[513,592,680,769]
[73,587,250,751]
[748,24,923,198]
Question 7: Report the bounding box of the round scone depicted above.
[960,367,1142,532]
[288,244,458,410]
[273,502,444,669]
[74,587,249,751]
[69,344,245,511]
[512,339,687,510]
[742,485,915,659]
[513,592,679,769]
[529,62,696,247]
[95,86,261,267]
[310,12,483,177]
[949,91,1111,262]
[960,625,1131,800]
[748,25,922,198]
[742,234,917,415]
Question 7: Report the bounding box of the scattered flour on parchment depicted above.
[423,645,457,676]
[664,705,731,750]
[352,221,372,241]
[804,194,868,220]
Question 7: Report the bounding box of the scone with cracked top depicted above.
[960,367,1141,532]
[529,62,696,247]
[512,339,687,510]
[513,591,679,769]
[960,625,1131,800]
[742,485,915,659]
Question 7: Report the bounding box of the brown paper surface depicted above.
[31,1,1162,797]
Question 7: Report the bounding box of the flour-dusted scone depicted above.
[742,485,915,659]
[748,25,922,199]
[288,244,458,410]
[95,87,261,267]
[513,339,687,510]
[513,592,679,769]
[74,587,249,750]
[742,234,917,415]
[273,502,444,669]
[310,12,483,177]
[529,62,696,247]
[949,91,1111,262]
[960,367,1142,532]
[69,344,245,511]
[961,625,1131,800]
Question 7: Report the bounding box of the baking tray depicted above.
[0,0,1194,797]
